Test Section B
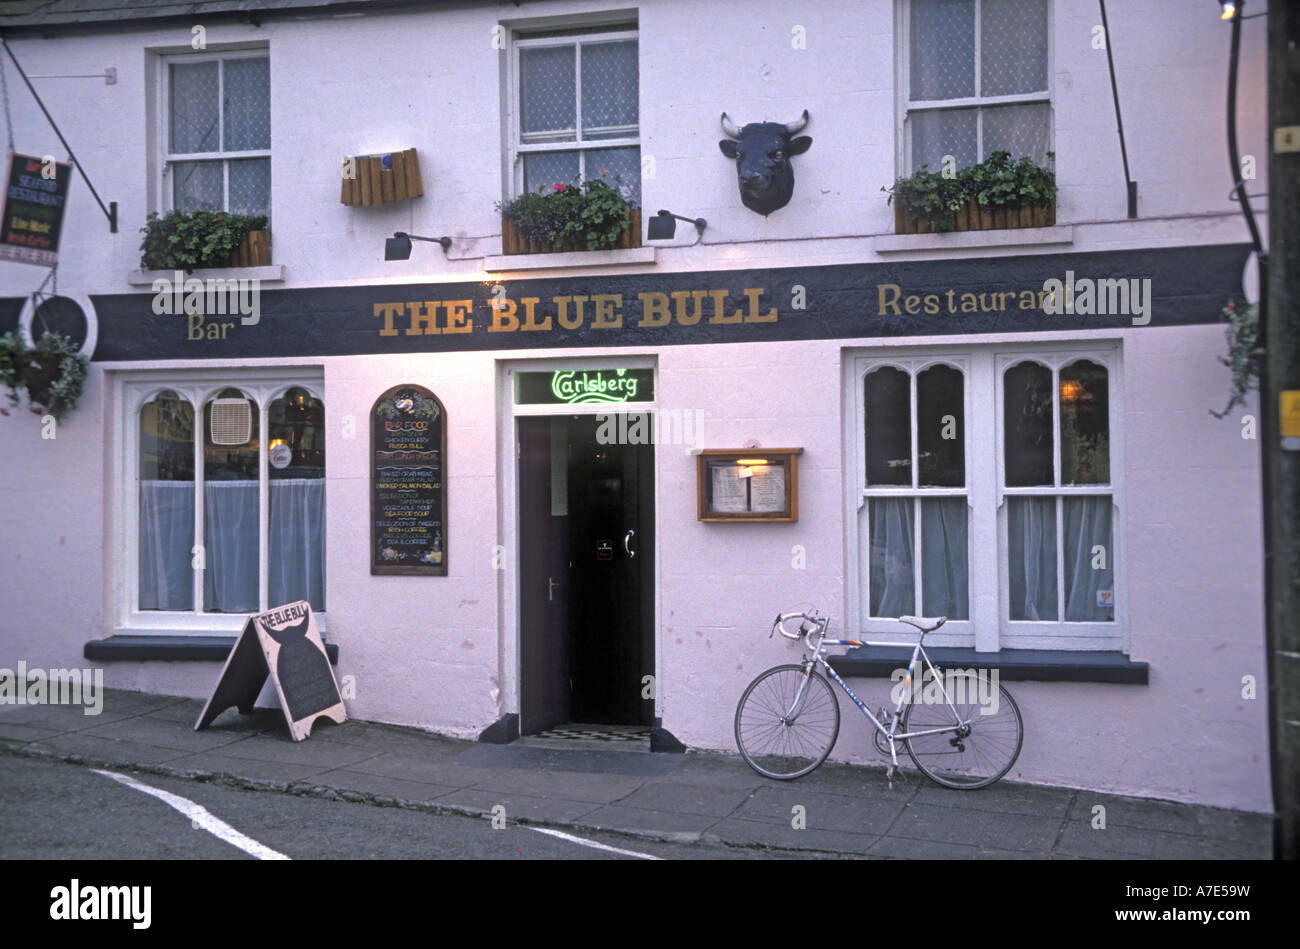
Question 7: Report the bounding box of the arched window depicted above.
[128,374,325,622]
[139,391,195,611]
[268,387,326,610]
[862,361,969,622]
[1003,358,1114,624]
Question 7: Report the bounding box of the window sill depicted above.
[127,265,286,286]
[872,225,1073,254]
[84,635,339,665]
[483,246,656,272]
[828,645,1146,684]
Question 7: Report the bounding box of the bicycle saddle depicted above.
[899,615,946,632]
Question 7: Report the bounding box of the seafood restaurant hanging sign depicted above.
[371,384,447,576]
[0,152,72,267]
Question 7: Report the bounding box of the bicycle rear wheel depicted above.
[735,664,840,780]
[901,670,1022,789]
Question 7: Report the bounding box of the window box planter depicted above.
[501,208,641,256]
[884,151,1058,236]
[340,148,424,207]
[139,210,270,273]
[894,196,1056,235]
[228,228,271,267]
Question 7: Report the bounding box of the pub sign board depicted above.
[194,600,346,742]
[0,152,72,267]
[371,384,447,575]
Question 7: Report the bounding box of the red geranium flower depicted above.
[553,182,566,192]
[599,167,607,175]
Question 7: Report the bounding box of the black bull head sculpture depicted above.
[718,110,812,216]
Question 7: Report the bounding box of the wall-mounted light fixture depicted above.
[1218,0,1237,19]
[384,231,452,260]
[647,209,707,241]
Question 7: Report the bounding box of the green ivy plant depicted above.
[139,209,269,273]
[0,330,89,422]
[497,173,637,251]
[883,151,1058,232]
[1210,300,1261,419]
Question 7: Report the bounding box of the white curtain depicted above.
[869,498,968,619]
[203,481,260,613]
[269,478,326,611]
[921,498,969,619]
[139,481,195,611]
[1008,496,1114,623]
[139,479,324,614]
[1008,496,1056,620]
[1063,496,1113,622]
[869,499,914,617]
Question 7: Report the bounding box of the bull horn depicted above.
[784,110,809,134]
[720,112,741,139]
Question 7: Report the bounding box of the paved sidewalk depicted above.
[0,689,1272,859]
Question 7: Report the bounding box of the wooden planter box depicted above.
[228,229,271,267]
[341,148,424,207]
[501,209,641,256]
[894,196,1055,235]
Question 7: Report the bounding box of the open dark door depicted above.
[518,417,570,734]
[566,414,655,726]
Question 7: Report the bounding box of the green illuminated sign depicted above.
[515,368,654,405]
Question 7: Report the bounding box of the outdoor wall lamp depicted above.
[1219,1,1237,19]
[647,209,707,241]
[385,232,452,260]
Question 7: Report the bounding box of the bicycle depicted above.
[734,609,1023,789]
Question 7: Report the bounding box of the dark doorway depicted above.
[519,413,654,733]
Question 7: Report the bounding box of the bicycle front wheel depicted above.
[901,670,1022,789]
[735,664,840,780]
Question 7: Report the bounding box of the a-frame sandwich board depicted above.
[195,600,346,742]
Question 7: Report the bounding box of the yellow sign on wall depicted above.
[1281,391,1300,438]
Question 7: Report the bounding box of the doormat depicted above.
[534,724,651,743]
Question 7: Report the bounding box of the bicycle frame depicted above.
[779,618,974,773]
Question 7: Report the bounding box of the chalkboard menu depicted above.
[0,152,73,267]
[371,384,447,575]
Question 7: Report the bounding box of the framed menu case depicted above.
[696,448,802,522]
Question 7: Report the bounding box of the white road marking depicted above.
[91,769,290,861]
[528,825,662,860]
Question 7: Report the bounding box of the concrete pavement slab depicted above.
[732,785,909,833]
[578,803,719,835]
[704,817,880,855]
[887,802,1061,852]
[26,732,195,766]
[197,733,382,769]
[911,781,1075,818]
[466,768,647,804]
[611,781,756,818]
[165,751,333,784]
[1053,821,1268,859]
[305,768,462,803]
[433,787,603,823]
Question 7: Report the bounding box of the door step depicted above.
[522,723,651,749]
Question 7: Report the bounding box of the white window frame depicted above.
[506,25,640,199]
[896,0,1054,175]
[853,354,975,648]
[113,367,324,636]
[157,48,271,215]
[995,348,1124,649]
[846,342,1124,652]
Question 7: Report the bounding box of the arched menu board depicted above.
[370,384,447,575]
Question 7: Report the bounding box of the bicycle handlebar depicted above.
[770,610,826,641]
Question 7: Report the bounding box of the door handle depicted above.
[624,529,636,559]
[548,577,559,601]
